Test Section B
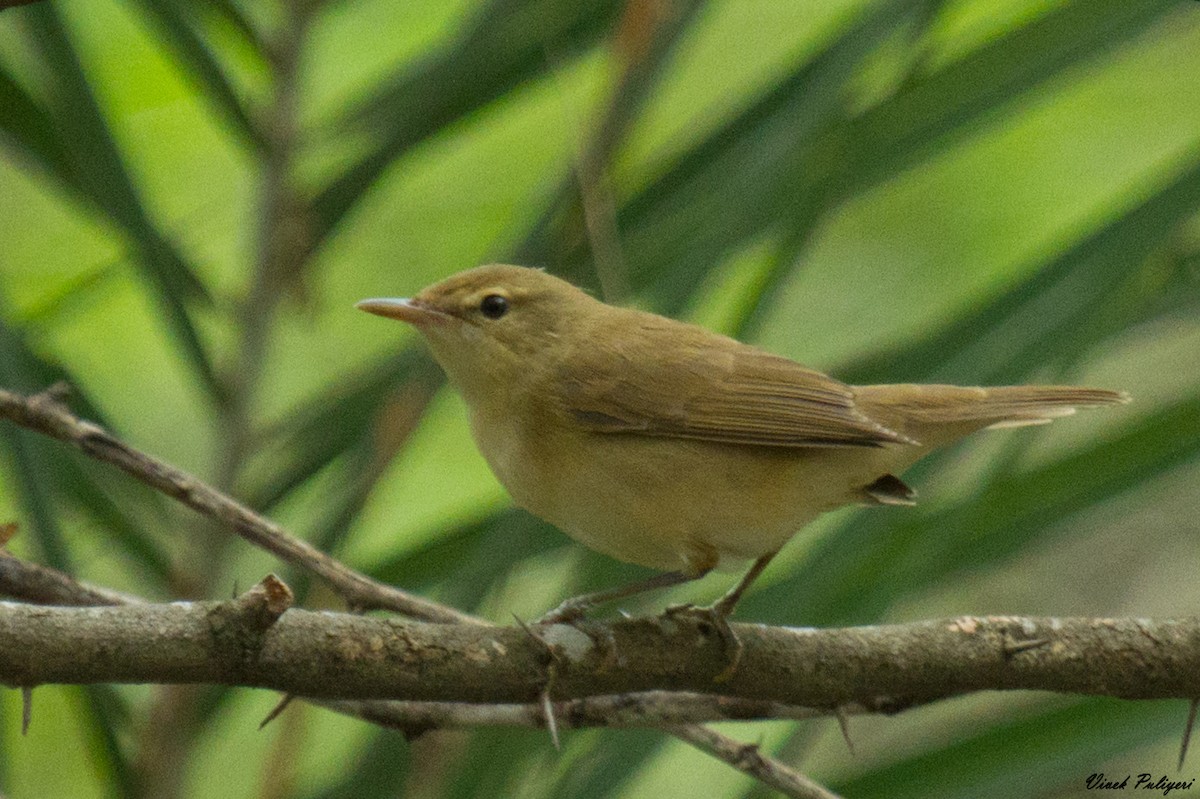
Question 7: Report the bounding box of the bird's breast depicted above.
[465,393,917,572]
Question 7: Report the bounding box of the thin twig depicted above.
[0,385,480,625]
[0,551,141,606]
[317,693,842,731]
[664,724,842,799]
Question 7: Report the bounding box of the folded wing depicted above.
[557,317,913,448]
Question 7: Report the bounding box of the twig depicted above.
[664,724,842,799]
[317,693,841,731]
[0,386,480,625]
[573,0,708,302]
[0,550,141,606]
[217,0,309,489]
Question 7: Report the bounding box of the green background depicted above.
[1,0,1199,796]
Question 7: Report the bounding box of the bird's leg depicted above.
[664,550,779,682]
[711,549,778,617]
[535,568,708,625]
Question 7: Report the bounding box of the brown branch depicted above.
[664,723,842,799]
[316,691,839,733]
[0,385,479,625]
[0,553,832,795]
[0,550,140,606]
[2,603,1198,707]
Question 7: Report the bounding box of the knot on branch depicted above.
[206,575,293,665]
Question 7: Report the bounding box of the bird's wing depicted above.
[556,318,913,448]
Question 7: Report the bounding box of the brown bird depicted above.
[358,264,1128,630]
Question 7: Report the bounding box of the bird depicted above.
[357,263,1128,630]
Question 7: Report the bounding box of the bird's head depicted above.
[357,263,594,400]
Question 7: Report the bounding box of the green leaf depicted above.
[746,392,1200,627]
[246,348,443,512]
[0,64,78,193]
[842,148,1200,385]
[300,728,410,799]
[531,0,1178,320]
[518,0,940,312]
[443,728,555,799]
[126,0,265,150]
[841,0,1177,197]
[514,0,709,299]
[311,0,625,247]
[734,0,1182,337]
[830,699,1181,799]
[21,5,222,400]
[0,317,77,573]
[75,685,137,799]
[0,315,173,590]
[0,319,136,797]
[368,508,565,613]
[60,458,175,586]
[197,0,269,66]
[550,729,667,799]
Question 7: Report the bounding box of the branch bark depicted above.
[316,692,837,733]
[665,723,841,799]
[2,601,1197,708]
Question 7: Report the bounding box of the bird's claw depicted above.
[534,598,590,626]
[660,602,744,682]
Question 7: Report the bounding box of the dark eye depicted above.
[479,294,508,320]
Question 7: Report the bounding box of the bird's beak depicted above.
[355,297,450,328]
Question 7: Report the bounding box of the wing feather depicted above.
[556,314,912,448]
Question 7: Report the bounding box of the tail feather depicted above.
[853,384,1129,445]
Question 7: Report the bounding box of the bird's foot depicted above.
[661,600,743,682]
[524,601,619,673]
[533,595,594,627]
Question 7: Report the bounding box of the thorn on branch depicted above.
[734,739,764,770]
[30,381,72,408]
[835,706,855,756]
[231,574,295,631]
[260,694,296,730]
[1003,636,1050,658]
[21,686,32,735]
[207,575,295,663]
[1181,698,1199,771]
[540,667,561,751]
[514,614,565,749]
[0,522,17,549]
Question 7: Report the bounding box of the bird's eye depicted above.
[479,294,509,320]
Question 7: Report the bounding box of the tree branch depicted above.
[0,550,140,606]
[664,723,842,799]
[2,600,1197,707]
[0,556,833,798]
[315,692,839,733]
[0,385,479,625]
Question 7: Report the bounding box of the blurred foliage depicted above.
[2,0,1200,797]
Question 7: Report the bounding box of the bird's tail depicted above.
[853,384,1129,446]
